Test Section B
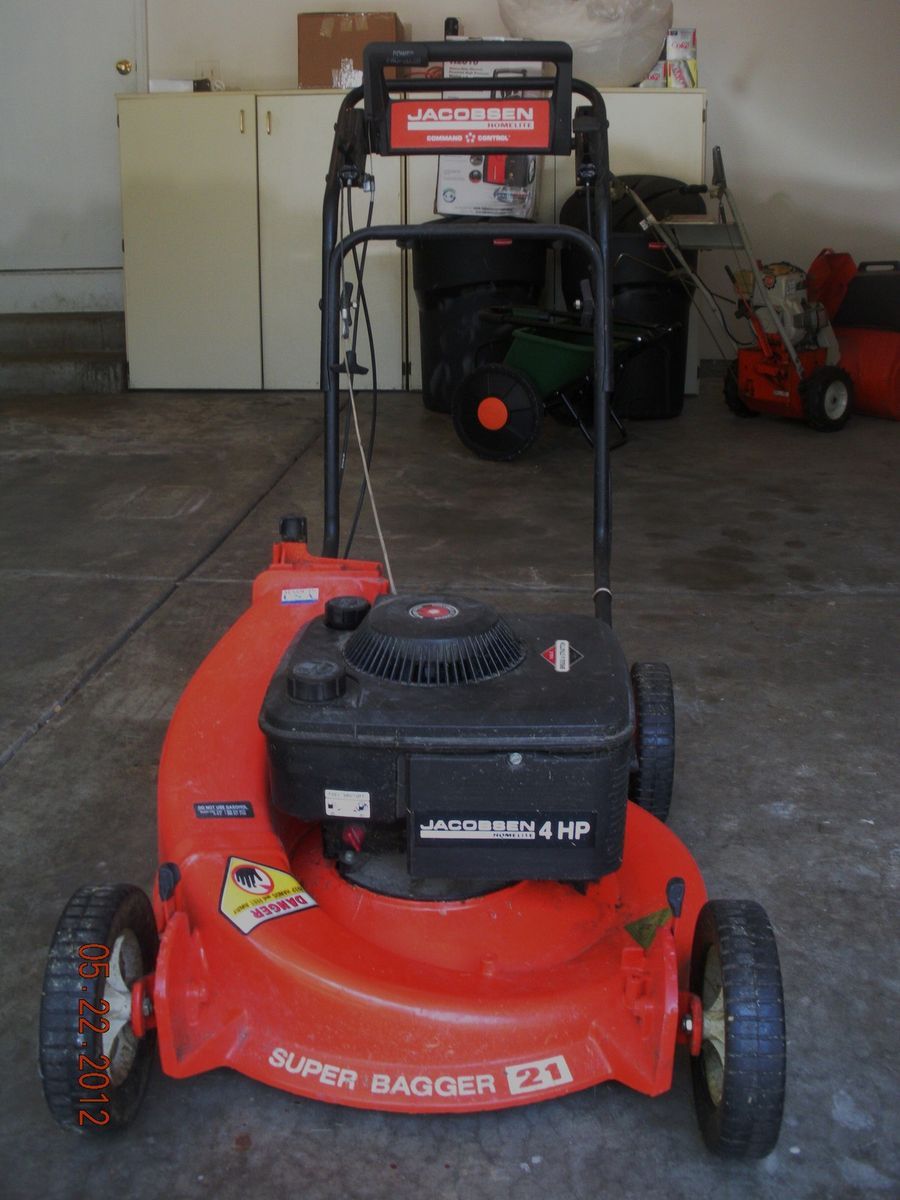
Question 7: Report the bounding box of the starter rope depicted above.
[344,366,397,594]
[338,179,397,595]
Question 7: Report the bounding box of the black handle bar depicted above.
[364,38,574,72]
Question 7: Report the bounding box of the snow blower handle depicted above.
[711,145,727,191]
[362,40,574,156]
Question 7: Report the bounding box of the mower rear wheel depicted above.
[801,365,853,431]
[690,899,786,1159]
[723,361,758,418]
[39,884,158,1134]
[452,364,543,461]
[629,662,675,822]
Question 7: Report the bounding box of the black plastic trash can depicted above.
[412,219,547,412]
[560,176,705,418]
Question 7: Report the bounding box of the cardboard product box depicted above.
[435,46,543,219]
[298,11,403,89]
[665,28,699,88]
[638,59,667,88]
[666,27,697,61]
[666,58,698,89]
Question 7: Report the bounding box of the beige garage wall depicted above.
[148,0,899,354]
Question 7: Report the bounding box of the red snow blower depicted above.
[624,147,855,430]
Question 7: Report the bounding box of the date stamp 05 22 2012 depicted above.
[74,943,114,1128]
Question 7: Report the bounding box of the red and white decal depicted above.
[390,98,552,150]
[541,639,584,672]
[410,602,459,620]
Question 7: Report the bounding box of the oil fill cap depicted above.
[288,659,346,702]
[325,595,371,631]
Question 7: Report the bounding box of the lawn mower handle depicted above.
[322,221,613,623]
[320,58,614,623]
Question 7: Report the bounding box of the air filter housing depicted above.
[344,594,523,685]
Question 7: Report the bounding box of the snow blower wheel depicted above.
[800,365,853,432]
[452,363,543,461]
[629,662,675,822]
[723,361,758,419]
[39,884,158,1134]
[690,899,787,1158]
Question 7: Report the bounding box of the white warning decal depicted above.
[325,789,371,819]
[219,857,316,934]
[505,1054,573,1096]
[281,587,319,604]
[541,639,584,672]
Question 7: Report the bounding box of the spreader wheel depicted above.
[39,884,158,1133]
[801,365,853,431]
[690,900,786,1159]
[452,364,543,461]
[629,662,675,822]
[723,360,758,418]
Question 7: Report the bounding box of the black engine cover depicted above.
[259,594,634,881]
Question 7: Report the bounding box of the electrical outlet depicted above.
[195,60,220,83]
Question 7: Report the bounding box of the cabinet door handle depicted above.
[266,110,272,135]
[239,108,245,134]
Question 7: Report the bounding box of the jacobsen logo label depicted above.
[390,98,552,150]
[415,812,596,844]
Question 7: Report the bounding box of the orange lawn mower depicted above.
[39,42,786,1159]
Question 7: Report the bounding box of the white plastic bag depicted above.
[498,0,673,87]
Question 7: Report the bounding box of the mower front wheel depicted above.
[723,361,758,419]
[39,884,158,1134]
[690,899,786,1159]
[452,364,543,461]
[629,662,675,822]
[801,365,853,431]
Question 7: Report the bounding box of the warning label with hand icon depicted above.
[219,856,317,934]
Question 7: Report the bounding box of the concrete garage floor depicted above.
[0,383,897,1199]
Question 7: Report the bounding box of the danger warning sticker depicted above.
[541,640,584,672]
[219,857,316,935]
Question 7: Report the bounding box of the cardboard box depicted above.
[298,11,403,89]
[435,46,543,219]
[638,59,666,89]
[666,28,697,61]
[666,59,698,89]
[664,27,698,87]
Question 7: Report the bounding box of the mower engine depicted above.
[735,261,840,362]
[260,593,634,895]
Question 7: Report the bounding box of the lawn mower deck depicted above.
[147,542,704,1113]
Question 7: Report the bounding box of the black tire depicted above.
[690,900,787,1159]
[39,884,158,1134]
[629,662,675,822]
[723,360,758,418]
[451,363,543,461]
[801,365,853,431]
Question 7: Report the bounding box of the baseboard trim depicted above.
[0,269,123,314]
